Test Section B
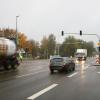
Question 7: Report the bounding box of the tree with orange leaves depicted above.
[18,32,27,49]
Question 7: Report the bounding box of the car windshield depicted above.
[63,57,72,63]
[51,58,63,62]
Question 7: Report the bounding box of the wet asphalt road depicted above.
[0,58,100,100]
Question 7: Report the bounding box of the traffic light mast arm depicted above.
[61,31,78,36]
[80,33,100,53]
[61,30,100,53]
[63,42,83,44]
[61,30,100,39]
[82,33,100,41]
[65,33,100,40]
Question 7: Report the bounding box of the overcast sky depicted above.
[0,0,100,46]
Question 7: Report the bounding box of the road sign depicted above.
[97,42,100,46]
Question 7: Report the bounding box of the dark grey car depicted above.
[49,57,75,74]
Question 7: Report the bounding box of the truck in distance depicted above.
[75,49,87,63]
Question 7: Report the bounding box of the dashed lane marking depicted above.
[84,65,89,70]
[67,72,78,78]
[27,84,58,100]
[97,72,100,74]
[15,70,47,78]
[0,70,17,74]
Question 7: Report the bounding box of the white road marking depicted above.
[81,64,90,71]
[15,70,47,78]
[97,72,100,74]
[29,68,43,72]
[0,70,17,74]
[84,65,89,70]
[67,72,78,78]
[27,65,47,72]
[27,84,58,100]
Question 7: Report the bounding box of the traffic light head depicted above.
[61,30,64,36]
[80,30,82,35]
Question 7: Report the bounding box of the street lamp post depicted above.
[16,16,19,46]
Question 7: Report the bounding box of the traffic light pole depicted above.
[61,30,100,40]
[61,30,100,51]
[84,34,100,64]
[82,34,100,40]
[79,33,100,52]
[61,30,100,63]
